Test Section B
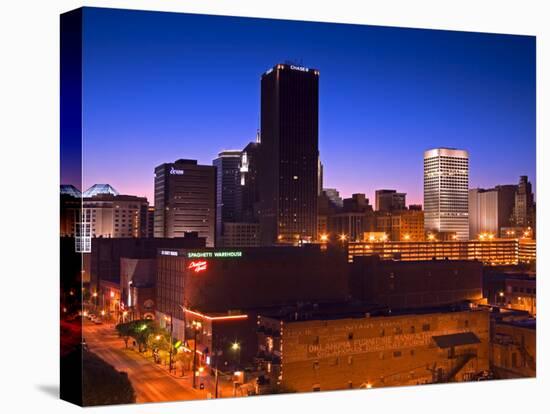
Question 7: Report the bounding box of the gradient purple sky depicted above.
[75,8,536,206]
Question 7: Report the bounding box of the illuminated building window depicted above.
[422,323,430,332]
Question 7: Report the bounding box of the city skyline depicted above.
[59,8,537,406]
[59,8,536,206]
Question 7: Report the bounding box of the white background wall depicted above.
[0,1,548,413]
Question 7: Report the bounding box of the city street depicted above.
[83,321,205,403]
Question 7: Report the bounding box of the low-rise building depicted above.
[256,304,490,393]
[491,319,536,379]
[483,272,536,316]
[347,238,520,265]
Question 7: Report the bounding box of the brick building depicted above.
[256,304,490,393]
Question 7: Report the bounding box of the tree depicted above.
[115,322,133,348]
[116,319,157,352]
[146,330,170,356]
[81,350,135,405]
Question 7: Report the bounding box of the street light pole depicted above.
[168,313,174,373]
[192,325,198,388]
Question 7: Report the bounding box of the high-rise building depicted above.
[469,185,516,238]
[154,159,216,246]
[239,138,261,223]
[213,150,242,242]
[512,175,535,228]
[324,188,343,209]
[145,206,155,238]
[221,222,260,247]
[424,148,469,241]
[318,158,323,196]
[259,63,319,244]
[375,189,406,211]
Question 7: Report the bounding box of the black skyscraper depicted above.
[213,150,242,241]
[259,63,319,244]
[154,159,216,246]
[240,138,261,223]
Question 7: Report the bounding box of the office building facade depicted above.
[469,185,516,239]
[75,184,149,252]
[213,150,242,242]
[154,159,216,246]
[512,175,535,228]
[259,63,319,244]
[239,140,261,223]
[424,148,469,241]
[375,189,406,211]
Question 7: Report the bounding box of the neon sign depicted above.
[187,251,243,259]
[188,260,207,273]
[290,65,309,72]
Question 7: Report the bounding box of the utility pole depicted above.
[191,320,201,388]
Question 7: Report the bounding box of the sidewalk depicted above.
[126,346,239,398]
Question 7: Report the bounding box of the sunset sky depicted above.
[65,7,536,205]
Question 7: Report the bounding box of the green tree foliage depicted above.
[115,319,159,352]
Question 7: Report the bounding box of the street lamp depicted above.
[231,341,241,369]
[339,234,347,242]
[320,233,328,243]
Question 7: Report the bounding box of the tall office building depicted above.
[512,175,535,228]
[239,139,261,222]
[424,148,469,241]
[213,150,242,242]
[469,185,516,238]
[324,188,344,209]
[259,63,319,244]
[154,159,216,246]
[375,189,406,211]
[318,158,324,196]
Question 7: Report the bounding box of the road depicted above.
[83,321,205,403]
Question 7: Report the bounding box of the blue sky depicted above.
[73,7,536,205]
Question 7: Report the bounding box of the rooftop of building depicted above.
[216,150,242,157]
[158,243,344,257]
[263,62,320,76]
[484,271,536,281]
[60,184,82,198]
[498,317,536,330]
[83,184,119,198]
[254,300,482,324]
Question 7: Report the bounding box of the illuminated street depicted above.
[83,321,205,403]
